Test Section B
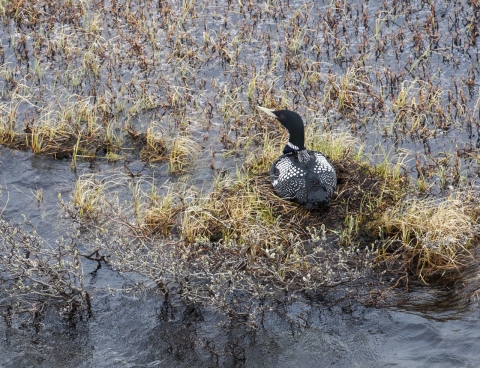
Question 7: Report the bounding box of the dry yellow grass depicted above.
[377,194,480,281]
[72,176,108,218]
[143,174,308,251]
[143,186,184,237]
[168,135,199,173]
[140,121,167,162]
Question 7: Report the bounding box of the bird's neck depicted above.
[283,142,306,154]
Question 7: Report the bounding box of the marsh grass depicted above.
[140,121,168,162]
[35,121,474,322]
[129,126,479,286]
[144,174,311,250]
[144,185,183,236]
[0,102,17,144]
[377,194,480,282]
[2,0,480,320]
[56,142,414,318]
[72,175,108,218]
[306,125,362,162]
[64,167,373,301]
[242,123,479,281]
[168,134,199,173]
[244,129,286,174]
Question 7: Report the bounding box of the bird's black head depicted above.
[270,110,305,152]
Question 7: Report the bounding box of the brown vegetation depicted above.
[1,0,480,321]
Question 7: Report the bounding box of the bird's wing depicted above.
[271,155,306,200]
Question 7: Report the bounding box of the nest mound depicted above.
[246,158,400,240]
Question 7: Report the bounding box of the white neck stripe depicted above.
[287,142,299,150]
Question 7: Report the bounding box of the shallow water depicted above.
[1,288,479,367]
[2,0,480,366]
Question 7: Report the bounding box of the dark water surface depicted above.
[1,289,480,367]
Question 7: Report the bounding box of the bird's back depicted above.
[270,150,336,209]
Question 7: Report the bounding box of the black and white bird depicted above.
[257,106,337,209]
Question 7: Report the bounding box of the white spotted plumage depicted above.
[270,150,336,208]
[313,152,331,173]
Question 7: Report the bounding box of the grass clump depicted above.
[72,176,109,219]
[306,126,361,162]
[243,119,480,283]
[139,121,168,163]
[68,170,369,294]
[136,122,199,172]
[168,134,199,173]
[377,194,480,282]
[144,186,183,237]
[244,129,286,174]
[125,131,409,285]
[143,174,310,250]
[61,127,480,313]
[0,103,17,145]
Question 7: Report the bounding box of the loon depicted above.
[257,106,337,209]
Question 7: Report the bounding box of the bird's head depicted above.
[257,106,306,153]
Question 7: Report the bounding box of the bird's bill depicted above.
[257,105,277,118]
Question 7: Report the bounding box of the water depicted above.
[1,288,479,367]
